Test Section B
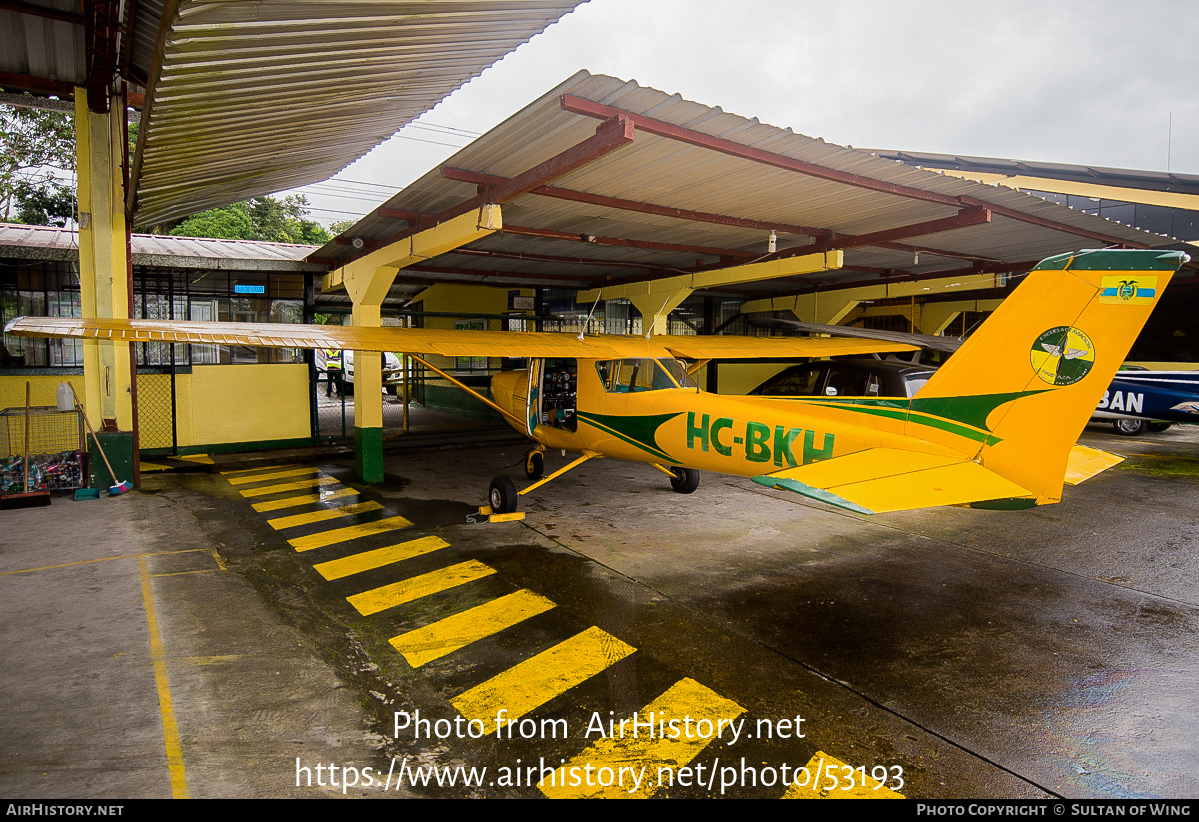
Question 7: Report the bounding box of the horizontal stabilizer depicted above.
[1064,444,1124,486]
[753,447,1030,513]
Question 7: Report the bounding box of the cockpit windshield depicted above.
[597,358,696,393]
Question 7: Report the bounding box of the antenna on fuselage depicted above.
[578,289,603,341]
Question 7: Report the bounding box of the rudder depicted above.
[913,249,1186,504]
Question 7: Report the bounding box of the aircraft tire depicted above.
[669,467,700,494]
[489,476,518,514]
[1113,418,1145,436]
[1147,422,1173,433]
[525,451,544,480]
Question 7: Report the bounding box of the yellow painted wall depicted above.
[410,283,536,380]
[1,364,309,451]
[0,375,87,413]
[184,364,309,446]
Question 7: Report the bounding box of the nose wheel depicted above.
[525,449,544,480]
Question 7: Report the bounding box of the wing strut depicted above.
[407,354,525,429]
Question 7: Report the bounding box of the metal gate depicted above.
[133,273,182,455]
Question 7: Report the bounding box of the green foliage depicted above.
[14,181,75,227]
[0,99,76,225]
[169,195,332,244]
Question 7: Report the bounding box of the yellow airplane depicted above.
[7,249,1187,519]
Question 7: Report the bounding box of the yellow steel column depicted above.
[325,205,502,483]
[351,298,385,483]
[628,290,692,336]
[75,88,135,487]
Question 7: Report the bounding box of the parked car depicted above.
[317,349,403,395]
[749,358,937,399]
[1090,366,1197,436]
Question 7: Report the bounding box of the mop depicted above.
[69,385,132,496]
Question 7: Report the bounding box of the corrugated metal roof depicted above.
[870,150,1199,197]
[130,0,584,228]
[0,0,86,89]
[313,72,1173,299]
[0,222,323,270]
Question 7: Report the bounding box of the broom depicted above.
[69,384,132,496]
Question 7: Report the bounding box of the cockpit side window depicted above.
[597,358,685,393]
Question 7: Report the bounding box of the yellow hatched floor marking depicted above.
[267,500,382,530]
[391,589,556,668]
[782,751,904,799]
[240,476,337,498]
[251,486,359,513]
[288,514,413,552]
[347,560,495,615]
[176,454,214,464]
[139,461,172,472]
[226,467,320,485]
[539,677,743,799]
[451,626,635,736]
[220,463,298,476]
[312,536,449,581]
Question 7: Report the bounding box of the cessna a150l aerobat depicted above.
[7,249,1188,518]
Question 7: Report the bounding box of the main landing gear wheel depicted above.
[489,476,519,514]
[1113,418,1145,436]
[525,450,544,480]
[669,467,700,494]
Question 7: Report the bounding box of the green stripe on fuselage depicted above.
[776,389,1044,445]
[577,411,681,462]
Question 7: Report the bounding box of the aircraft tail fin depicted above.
[912,249,1186,504]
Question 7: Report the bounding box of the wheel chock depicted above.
[488,512,525,523]
[478,505,492,516]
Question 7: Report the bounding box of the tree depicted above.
[0,99,76,225]
[169,194,332,244]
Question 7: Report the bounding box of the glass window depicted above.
[454,319,488,373]
[752,366,823,396]
[598,358,683,393]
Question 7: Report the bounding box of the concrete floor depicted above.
[2,423,1196,798]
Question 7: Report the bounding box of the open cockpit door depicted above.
[520,358,543,437]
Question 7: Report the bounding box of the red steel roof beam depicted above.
[561,95,1148,249]
[450,246,678,274]
[562,94,963,208]
[957,196,1149,248]
[501,224,756,259]
[405,265,600,284]
[441,167,829,238]
[318,114,637,267]
[438,114,636,225]
[817,207,991,254]
[442,168,1012,264]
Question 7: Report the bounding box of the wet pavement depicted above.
[1,423,1196,798]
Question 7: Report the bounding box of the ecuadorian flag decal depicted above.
[1100,275,1157,306]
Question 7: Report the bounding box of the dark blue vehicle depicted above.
[1093,369,1199,435]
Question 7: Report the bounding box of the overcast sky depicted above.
[290,0,1198,226]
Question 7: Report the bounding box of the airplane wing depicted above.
[751,447,1031,514]
[4,317,917,360]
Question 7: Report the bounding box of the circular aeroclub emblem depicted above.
[1030,326,1096,386]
